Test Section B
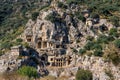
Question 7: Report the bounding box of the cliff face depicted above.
[0,0,120,80]
[21,2,120,80]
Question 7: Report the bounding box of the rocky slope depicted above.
[0,0,120,80]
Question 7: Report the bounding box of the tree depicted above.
[17,66,38,78]
[94,49,103,57]
[76,69,93,80]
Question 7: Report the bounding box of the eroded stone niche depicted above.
[43,41,47,48]
[38,42,42,48]
[26,35,32,42]
[37,41,50,49]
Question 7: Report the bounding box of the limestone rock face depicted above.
[21,6,119,79]
[76,55,120,80]
[1,1,119,80]
[25,19,35,36]
[0,52,21,73]
[49,70,58,77]
[24,10,85,49]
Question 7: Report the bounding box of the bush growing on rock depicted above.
[97,35,109,44]
[92,43,102,50]
[79,49,86,55]
[109,28,118,37]
[94,49,103,57]
[1,41,13,49]
[84,41,94,50]
[90,13,99,19]
[57,2,67,9]
[22,42,29,48]
[86,36,94,41]
[76,69,93,80]
[108,52,120,66]
[75,12,85,21]
[16,38,23,43]
[45,12,61,23]
[114,39,120,48]
[32,12,39,21]
[109,16,119,27]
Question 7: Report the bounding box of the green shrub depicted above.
[94,49,103,57]
[79,49,86,55]
[45,13,55,22]
[109,16,119,27]
[90,13,99,19]
[97,35,109,44]
[22,42,29,48]
[45,12,61,23]
[109,52,120,66]
[1,41,13,49]
[109,28,118,37]
[58,2,67,9]
[32,12,39,21]
[107,36,115,42]
[76,69,93,80]
[66,0,75,5]
[114,39,120,48]
[0,50,3,56]
[86,36,94,41]
[17,66,38,78]
[75,12,85,21]
[66,0,82,5]
[16,38,23,43]
[84,41,94,50]
[92,43,102,50]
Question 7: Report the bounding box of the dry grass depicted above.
[0,72,29,80]
[39,76,69,80]
[39,75,56,80]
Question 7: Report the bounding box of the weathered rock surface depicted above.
[0,1,119,80]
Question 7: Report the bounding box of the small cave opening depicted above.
[41,54,48,61]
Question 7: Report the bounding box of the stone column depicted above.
[47,42,49,48]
